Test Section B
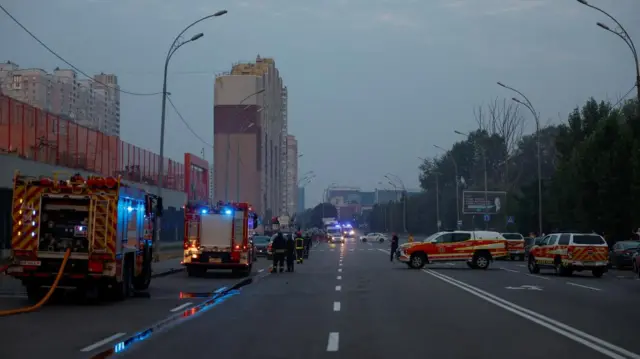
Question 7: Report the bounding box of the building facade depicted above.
[285,135,298,215]
[0,61,120,137]
[213,55,287,219]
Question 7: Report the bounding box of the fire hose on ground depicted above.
[0,248,71,317]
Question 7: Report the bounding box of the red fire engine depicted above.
[182,200,258,277]
[6,171,161,302]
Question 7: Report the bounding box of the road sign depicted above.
[505,285,543,291]
[462,191,507,214]
[507,216,515,224]
[483,214,490,222]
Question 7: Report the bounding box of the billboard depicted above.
[462,191,507,215]
[184,153,209,202]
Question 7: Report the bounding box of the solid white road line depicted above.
[337,276,342,280]
[326,332,340,351]
[338,268,342,272]
[170,302,194,312]
[333,301,341,311]
[80,333,126,352]
[335,285,342,291]
[422,269,640,359]
[567,282,601,291]
[378,249,390,254]
[258,268,265,273]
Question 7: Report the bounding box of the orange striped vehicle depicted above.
[527,232,608,277]
[502,233,526,261]
[396,230,509,270]
[5,171,161,301]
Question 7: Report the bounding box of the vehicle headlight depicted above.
[349,230,354,235]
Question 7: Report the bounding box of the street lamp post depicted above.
[497,82,543,236]
[434,145,460,228]
[225,89,265,201]
[576,0,639,102]
[156,10,226,261]
[454,130,488,229]
[435,172,441,230]
[385,173,407,233]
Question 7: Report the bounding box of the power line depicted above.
[166,95,213,148]
[613,83,638,108]
[0,4,161,96]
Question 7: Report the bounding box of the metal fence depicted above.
[0,94,184,191]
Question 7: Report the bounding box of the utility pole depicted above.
[435,172,440,230]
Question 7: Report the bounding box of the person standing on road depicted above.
[303,232,312,259]
[407,234,414,243]
[271,232,286,273]
[285,233,296,272]
[390,233,399,262]
[295,232,305,264]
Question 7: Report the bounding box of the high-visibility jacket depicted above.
[295,237,305,250]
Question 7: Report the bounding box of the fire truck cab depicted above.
[6,171,161,301]
[182,200,258,277]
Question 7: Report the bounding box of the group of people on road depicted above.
[270,231,312,273]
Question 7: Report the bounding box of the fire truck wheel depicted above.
[409,253,427,269]
[242,264,252,277]
[592,268,605,278]
[113,259,133,300]
[134,244,152,290]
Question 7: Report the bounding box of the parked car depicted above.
[610,240,640,269]
[524,236,541,260]
[360,233,387,243]
[252,235,271,257]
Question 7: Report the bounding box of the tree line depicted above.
[367,96,640,244]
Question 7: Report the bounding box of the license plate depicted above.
[582,261,595,265]
[20,260,41,266]
[209,258,221,263]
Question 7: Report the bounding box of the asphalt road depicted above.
[3,239,640,359]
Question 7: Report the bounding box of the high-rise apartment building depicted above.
[0,61,121,137]
[285,135,298,215]
[213,55,288,219]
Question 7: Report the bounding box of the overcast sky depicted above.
[1,0,638,207]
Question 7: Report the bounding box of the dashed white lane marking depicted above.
[349,249,354,252]
[500,267,520,273]
[258,268,265,273]
[326,332,340,352]
[368,248,373,251]
[338,268,342,272]
[378,248,389,254]
[337,276,342,280]
[330,249,335,252]
[335,285,342,291]
[333,301,341,311]
[567,282,601,291]
[526,274,550,280]
[423,270,639,359]
[170,302,194,312]
[517,264,527,268]
[80,333,126,352]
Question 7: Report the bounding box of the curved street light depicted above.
[497,82,543,236]
[158,10,228,199]
[384,173,407,233]
[576,0,639,102]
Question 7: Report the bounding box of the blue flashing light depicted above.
[127,206,133,212]
[201,209,208,214]
[224,209,233,215]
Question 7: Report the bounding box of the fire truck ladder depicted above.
[90,198,111,252]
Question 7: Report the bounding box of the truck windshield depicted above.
[39,197,90,253]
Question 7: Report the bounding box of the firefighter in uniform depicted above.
[271,232,287,273]
[295,232,305,264]
[303,232,312,259]
[285,233,296,272]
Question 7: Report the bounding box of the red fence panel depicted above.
[0,94,186,192]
